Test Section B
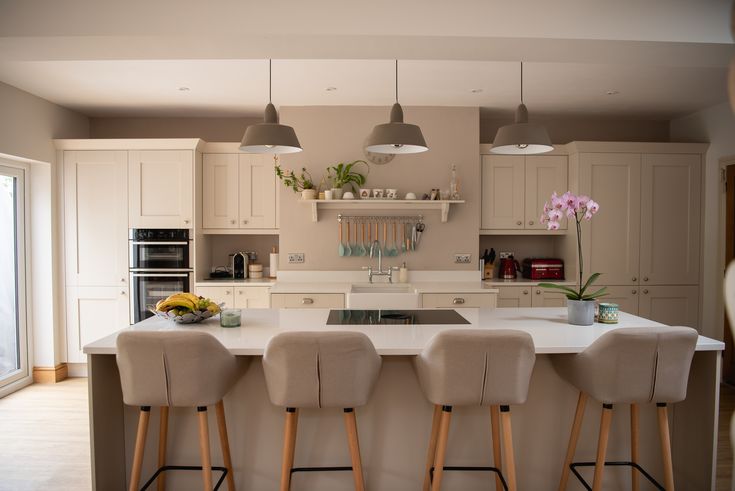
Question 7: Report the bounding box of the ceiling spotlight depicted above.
[178,87,190,92]
[606,90,620,96]
[470,88,483,93]
[325,86,337,92]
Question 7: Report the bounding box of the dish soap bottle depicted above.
[399,262,408,283]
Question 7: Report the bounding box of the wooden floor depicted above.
[0,378,733,490]
[0,378,91,491]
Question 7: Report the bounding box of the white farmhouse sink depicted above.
[347,283,420,309]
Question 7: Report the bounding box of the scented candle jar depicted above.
[220,309,241,328]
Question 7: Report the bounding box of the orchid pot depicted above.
[567,299,596,326]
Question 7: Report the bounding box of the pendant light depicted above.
[240,59,302,154]
[491,62,553,155]
[365,60,428,154]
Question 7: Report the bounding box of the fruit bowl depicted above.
[151,292,223,324]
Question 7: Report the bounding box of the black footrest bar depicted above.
[570,461,664,491]
[429,465,508,491]
[291,466,353,474]
[139,464,227,491]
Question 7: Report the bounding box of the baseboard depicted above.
[32,363,68,383]
[66,362,88,378]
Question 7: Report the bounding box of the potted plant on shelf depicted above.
[327,160,369,199]
[275,165,318,200]
[538,192,605,325]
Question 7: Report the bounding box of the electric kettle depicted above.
[499,255,521,279]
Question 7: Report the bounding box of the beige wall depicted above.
[0,81,89,163]
[670,102,735,341]
[480,116,669,144]
[90,117,260,141]
[278,106,480,271]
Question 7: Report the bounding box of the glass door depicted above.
[0,165,28,391]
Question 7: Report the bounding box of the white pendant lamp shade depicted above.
[365,60,428,155]
[365,102,428,154]
[491,63,553,155]
[239,60,302,154]
[490,103,553,155]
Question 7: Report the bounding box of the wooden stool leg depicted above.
[490,405,503,491]
[592,403,613,491]
[559,392,587,491]
[423,405,442,491]
[215,400,236,491]
[157,406,169,491]
[130,406,151,491]
[500,406,517,491]
[197,407,213,491]
[344,408,366,491]
[431,406,452,491]
[280,408,299,491]
[630,404,639,491]
[657,403,675,491]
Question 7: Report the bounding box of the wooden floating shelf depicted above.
[299,199,465,223]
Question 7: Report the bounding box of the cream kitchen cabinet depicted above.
[202,153,277,230]
[129,150,194,228]
[421,292,497,308]
[270,293,345,309]
[638,285,699,329]
[597,285,640,315]
[496,287,533,308]
[65,286,129,363]
[530,288,567,307]
[481,154,567,231]
[63,150,129,287]
[195,285,271,308]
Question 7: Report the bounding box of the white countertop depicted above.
[269,281,500,294]
[195,278,276,287]
[84,307,723,356]
[483,279,576,286]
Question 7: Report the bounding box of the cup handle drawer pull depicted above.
[302,298,314,305]
[452,298,465,305]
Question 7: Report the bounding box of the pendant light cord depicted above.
[520,61,524,104]
[395,59,399,103]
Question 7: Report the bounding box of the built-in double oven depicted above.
[129,229,193,323]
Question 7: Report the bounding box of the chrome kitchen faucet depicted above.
[364,240,398,283]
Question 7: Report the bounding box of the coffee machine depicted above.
[230,252,248,279]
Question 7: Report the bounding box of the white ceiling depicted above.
[0,59,727,119]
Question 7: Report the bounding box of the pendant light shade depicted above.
[365,60,428,155]
[491,63,553,155]
[240,60,302,154]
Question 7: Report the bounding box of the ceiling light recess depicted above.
[240,59,302,154]
[364,60,428,155]
[491,62,553,155]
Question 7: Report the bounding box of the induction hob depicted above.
[326,309,470,325]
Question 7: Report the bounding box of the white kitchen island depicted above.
[84,308,724,490]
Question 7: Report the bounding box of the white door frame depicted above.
[0,160,32,397]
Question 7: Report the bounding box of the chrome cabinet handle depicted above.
[536,290,541,295]
[516,220,522,226]
[643,289,649,294]
[120,290,126,295]
[242,220,248,224]
[632,277,637,282]
[121,277,126,282]
[452,298,465,305]
[230,219,236,224]
[529,220,534,225]
[184,219,190,224]
[523,289,529,295]
[632,289,637,294]
[238,290,243,295]
[302,298,314,305]
[225,290,231,295]
[643,277,649,282]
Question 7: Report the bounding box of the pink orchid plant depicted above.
[538,192,607,301]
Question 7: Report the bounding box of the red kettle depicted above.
[499,255,521,279]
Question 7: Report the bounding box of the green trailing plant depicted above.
[274,165,315,192]
[327,160,369,193]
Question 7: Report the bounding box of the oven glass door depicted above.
[130,241,190,270]
[131,272,191,323]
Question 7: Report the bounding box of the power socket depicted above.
[454,254,472,264]
[287,253,305,264]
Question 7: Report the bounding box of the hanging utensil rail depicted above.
[337,214,423,222]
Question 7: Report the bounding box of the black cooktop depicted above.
[326,309,470,325]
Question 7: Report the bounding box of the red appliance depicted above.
[522,258,565,280]
[499,256,521,279]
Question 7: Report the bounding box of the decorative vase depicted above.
[301,189,317,200]
[331,187,344,200]
[567,299,595,326]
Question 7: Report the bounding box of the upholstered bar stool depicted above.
[262,331,382,491]
[414,329,536,491]
[116,331,247,491]
[553,326,698,491]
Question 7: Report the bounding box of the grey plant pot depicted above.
[567,299,595,326]
[331,187,344,200]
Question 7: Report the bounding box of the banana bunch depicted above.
[155,292,221,316]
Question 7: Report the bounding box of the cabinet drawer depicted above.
[496,287,533,308]
[195,286,233,307]
[234,286,271,309]
[421,293,497,308]
[270,293,345,309]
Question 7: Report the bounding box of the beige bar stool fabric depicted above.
[117,331,247,491]
[553,326,698,491]
[414,329,536,491]
[725,263,735,491]
[262,331,382,491]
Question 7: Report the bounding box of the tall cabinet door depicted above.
[481,155,525,230]
[63,150,128,287]
[598,285,639,315]
[129,150,193,228]
[202,154,239,229]
[639,285,699,329]
[580,153,641,286]
[65,286,129,363]
[525,155,568,230]
[640,154,701,285]
[238,155,277,229]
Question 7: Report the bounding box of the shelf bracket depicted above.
[440,202,450,223]
[310,202,318,222]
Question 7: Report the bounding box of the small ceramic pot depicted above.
[324,189,334,200]
[372,188,384,199]
[301,189,317,200]
[567,299,595,326]
[598,303,619,324]
[386,188,398,199]
[358,188,371,199]
[331,188,344,200]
